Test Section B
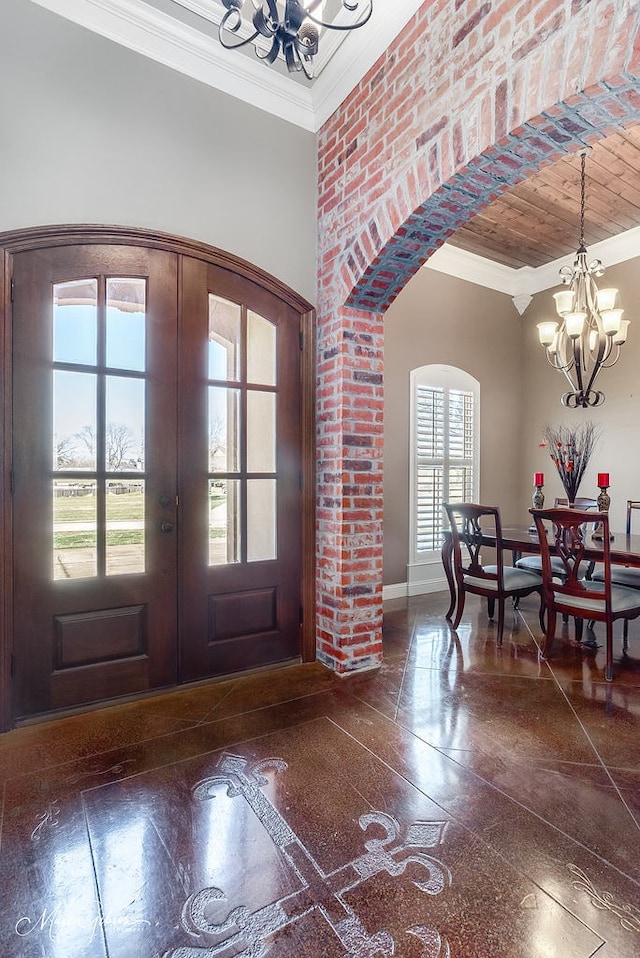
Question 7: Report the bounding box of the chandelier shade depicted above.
[219,0,373,78]
[537,149,630,408]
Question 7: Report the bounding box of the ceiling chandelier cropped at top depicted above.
[537,149,630,408]
[219,0,373,78]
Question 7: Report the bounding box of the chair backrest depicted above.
[553,497,599,535]
[530,507,612,609]
[627,500,640,535]
[554,497,598,510]
[444,503,505,589]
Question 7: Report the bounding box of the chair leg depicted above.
[605,620,613,682]
[442,536,456,620]
[542,609,556,659]
[623,618,629,652]
[538,598,546,636]
[574,617,584,644]
[487,596,495,620]
[496,598,505,647]
[452,587,466,631]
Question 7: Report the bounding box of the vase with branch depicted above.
[540,422,599,504]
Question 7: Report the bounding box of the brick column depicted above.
[316,306,384,673]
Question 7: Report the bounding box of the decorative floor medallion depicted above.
[165,752,452,957]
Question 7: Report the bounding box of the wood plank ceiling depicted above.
[446,125,640,269]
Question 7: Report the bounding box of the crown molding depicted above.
[27,0,317,129]
[426,226,640,309]
[27,0,424,132]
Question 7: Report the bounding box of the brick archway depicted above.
[315,0,640,673]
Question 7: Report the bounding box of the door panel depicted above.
[12,245,179,717]
[178,259,302,679]
[11,243,303,720]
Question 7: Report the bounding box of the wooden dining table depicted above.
[441,524,640,621]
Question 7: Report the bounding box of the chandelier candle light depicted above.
[218,0,373,78]
[537,149,630,408]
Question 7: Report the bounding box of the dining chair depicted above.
[444,503,543,646]
[591,499,640,649]
[515,498,598,624]
[530,507,640,681]
[516,497,598,579]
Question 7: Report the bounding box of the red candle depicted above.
[534,472,544,486]
[597,472,609,488]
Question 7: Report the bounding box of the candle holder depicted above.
[529,483,544,534]
[592,484,614,540]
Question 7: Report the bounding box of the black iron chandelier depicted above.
[537,149,630,408]
[219,0,373,78]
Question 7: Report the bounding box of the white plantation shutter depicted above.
[415,386,444,552]
[411,368,479,561]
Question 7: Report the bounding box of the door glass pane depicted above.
[106,480,145,575]
[105,377,145,472]
[247,479,276,561]
[53,371,97,471]
[209,386,239,472]
[53,479,97,579]
[209,479,240,565]
[106,278,146,371]
[208,295,241,381]
[53,280,97,365]
[247,311,276,385]
[247,391,276,473]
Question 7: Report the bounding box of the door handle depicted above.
[159,521,174,533]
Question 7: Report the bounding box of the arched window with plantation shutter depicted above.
[408,365,480,591]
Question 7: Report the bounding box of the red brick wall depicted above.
[316,0,640,672]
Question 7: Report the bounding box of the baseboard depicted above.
[382,582,408,600]
[383,578,449,600]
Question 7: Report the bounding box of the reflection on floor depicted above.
[1,591,640,957]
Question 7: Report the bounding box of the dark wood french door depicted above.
[11,242,305,720]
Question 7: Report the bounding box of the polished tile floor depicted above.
[1,591,639,957]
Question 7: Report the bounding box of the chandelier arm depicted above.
[570,336,587,398]
[543,346,571,373]
[304,0,373,29]
[256,34,281,63]
[580,332,611,395]
[599,343,623,370]
[546,348,581,395]
[218,26,261,50]
[580,271,614,395]
[284,40,297,71]
[293,36,316,76]
[218,7,264,49]
[253,5,278,38]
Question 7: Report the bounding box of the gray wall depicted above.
[0,0,317,303]
[383,267,524,586]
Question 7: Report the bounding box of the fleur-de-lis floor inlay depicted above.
[165,752,452,958]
